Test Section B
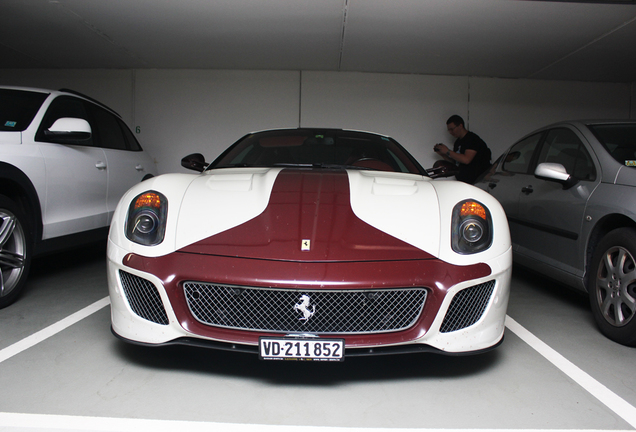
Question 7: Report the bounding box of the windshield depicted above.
[0,89,49,132]
[588,123,636,167]
[209,129,425,175]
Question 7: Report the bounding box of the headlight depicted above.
[451,200,492,254]
[125,191,168,246]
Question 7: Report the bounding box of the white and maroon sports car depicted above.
[107,128,512,360]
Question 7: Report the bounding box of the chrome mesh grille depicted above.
[440,280,495,333]
[183,282,427,334]
[119,271,169,325]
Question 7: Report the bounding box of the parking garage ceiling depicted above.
[1,0,635,83]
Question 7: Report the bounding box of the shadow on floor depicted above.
[29,240,107,277]
[511,263,589,310]
[113,337,505,386]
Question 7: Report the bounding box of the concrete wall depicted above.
[1,69,632,174]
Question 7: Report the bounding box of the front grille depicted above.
[119,271,169,325]
[440,280,495,333]
[183,282,427,334]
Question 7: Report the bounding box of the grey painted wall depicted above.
[1,69,632,174]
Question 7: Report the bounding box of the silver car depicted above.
[477,120,636,346]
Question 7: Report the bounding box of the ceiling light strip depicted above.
[338,0,350,71]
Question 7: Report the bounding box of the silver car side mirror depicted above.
[534,162,578,189]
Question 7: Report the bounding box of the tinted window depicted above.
[211,130,424,174]
[537,128,596,181]
[35,96,94,146]
[0,89,48,132]
[120,118,142,151]
[588,123,636,168]
[89,104,128,150]
[502,133,542,174]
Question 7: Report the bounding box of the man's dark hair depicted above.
[446,115,465,127]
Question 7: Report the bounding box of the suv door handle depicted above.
[521,185,533,195]
[135,164,144,171]
[95,161,107,170]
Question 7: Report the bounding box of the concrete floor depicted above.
[1,243,635,432]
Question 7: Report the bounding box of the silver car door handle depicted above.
[95,161,107,170]
[135,164,144,171]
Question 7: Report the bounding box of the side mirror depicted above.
[534,162,578,189]
[181,153,208,172]
[45,117,91,140]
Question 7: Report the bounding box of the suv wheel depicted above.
[588,228,636,346]
[0,195,31,308]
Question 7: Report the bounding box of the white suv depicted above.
[0,86,157,307]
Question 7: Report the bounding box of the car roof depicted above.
[246,127,393,139]
[537,119,636,129]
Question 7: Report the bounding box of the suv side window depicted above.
[87,104,142,151]
[0,89,48,132]
[537,128,596,181]
[119,116,142,151]
[502,132,542,174]
[89,104,128,150]
[35,96,94,146]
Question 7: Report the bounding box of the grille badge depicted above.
[294,294,315,322]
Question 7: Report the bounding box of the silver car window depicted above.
[587,123,636,168]
[502,132,542,174]
[537,128,596,181]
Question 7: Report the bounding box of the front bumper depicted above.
[108,240,512,355]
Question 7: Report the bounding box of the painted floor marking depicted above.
[0,296,110,364]
[0,413,633,432]
[1,303,636,431]
[505,315,636,429]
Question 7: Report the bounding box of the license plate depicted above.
[259,337,344,361]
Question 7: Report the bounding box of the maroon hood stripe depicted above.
[180,169,435,262]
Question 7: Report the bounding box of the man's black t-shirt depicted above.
[453,131,491,184]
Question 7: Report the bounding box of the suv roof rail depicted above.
[58,88,122,118]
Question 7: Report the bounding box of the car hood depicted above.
[174,168,439,262]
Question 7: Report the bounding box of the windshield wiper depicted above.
[271,163,314,168]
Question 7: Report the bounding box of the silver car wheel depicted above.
[594,245,636,327]
[0,209,27,299]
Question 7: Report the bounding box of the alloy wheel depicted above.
[594,245,636,327]
[0,210,27,299]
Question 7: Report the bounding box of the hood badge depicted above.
[301,239,311,251]
[294,294,315,322]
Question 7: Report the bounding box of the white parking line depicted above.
[0,412,632,432]
[505,316,636,429]
[1,306,635,431]
[0,296,110,363]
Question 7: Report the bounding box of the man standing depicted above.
[434,115,491,184]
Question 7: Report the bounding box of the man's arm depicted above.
[450,148,476,165]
